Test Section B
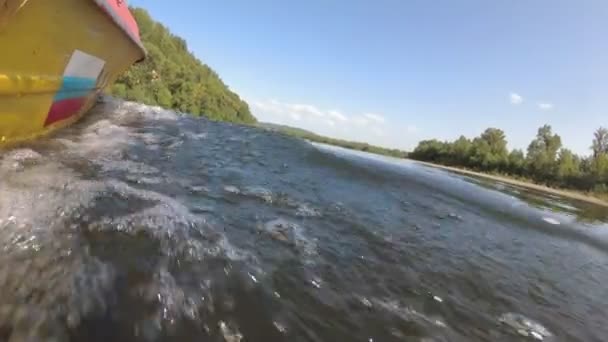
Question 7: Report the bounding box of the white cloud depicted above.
[248,97,419,151]
[363,113,386,124]
[537,102,554,111]
[328,110,347,122]
[510,93,523,105]
[352,117,369,126]
[251,99,391,130]
[253,100,282,115]
[288,103,324,117]
[372,127,385,137]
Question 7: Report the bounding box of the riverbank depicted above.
[258,122,407,158]
[258,123,608,207]
[414,160,608,207]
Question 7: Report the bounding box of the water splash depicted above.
[499,313,552,340]
[0,98,605,341]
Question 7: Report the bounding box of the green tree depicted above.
[591,153,608,184]
[408,124,608,196]
[508,149,525,175]
[556,149,580,182]
[480,128,509,169]
[410,139,449,162]
[592,127,608,158]
[469,137,490,170]
[126,85,150,104]
[110,7,256,124]
[449,136,472,166]
[466,128,509,171]
[111,83,127,98]
[481,128,508,155]
[154,84,173,108]
[526,125,562,181]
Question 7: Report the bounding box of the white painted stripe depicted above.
[63,50,106,79]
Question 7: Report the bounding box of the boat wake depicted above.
[0,98,606,341]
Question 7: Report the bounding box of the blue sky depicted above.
[130,0,607,155]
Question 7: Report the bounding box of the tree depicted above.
[154,84,173,108]
[449,136,472,166]
[556,149,580,182]
[126,85,150,104]
[480,128,509,169]
[466,128,509,171]
[480,128,508,156]
[508,149,525,175]
[591,153,608,184]
[469,137,493,170]
[408,124,608,196]
[410,139,449,162]
[111,83,127,98]
[526,125,562,181]
[110,7,257,124]
[592,127,608,158]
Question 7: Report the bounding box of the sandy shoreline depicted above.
[412,160,608,207]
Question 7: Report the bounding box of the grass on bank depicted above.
[415,161,608,206]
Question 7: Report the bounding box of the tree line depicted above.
[410,125,608,195]
[260,123,407,158]
[110,8,256,124]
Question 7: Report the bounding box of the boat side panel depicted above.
[0,0,144,145]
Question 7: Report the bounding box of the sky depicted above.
[130,0,607,155]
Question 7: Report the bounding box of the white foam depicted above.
[248,273,258,283]
[218,321,243,342]
[273,321,287,333]
[0,98,263,340]
[262,218,318,264]
[296,203,321,217]
[531,331,544,340]
[58,119,132,158]
[243,186,273,203]
[223,185,241,194]
[0,159,105,232]
[499,313,552,339]
[542,217,560,225]
[80,180,257,266]
[182,131,207,140]
[2,148,41,162]
[360,297,373,308]
[99,159,160,175]
[372,299,448,329]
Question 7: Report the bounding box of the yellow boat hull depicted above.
[0,0,145,146]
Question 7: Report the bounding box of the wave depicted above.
[311,143,608,253]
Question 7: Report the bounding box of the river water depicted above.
[0,99,607,342]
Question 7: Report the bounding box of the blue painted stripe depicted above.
[53,76,97,101]
[54,89,92,101]
[61,76,97,90]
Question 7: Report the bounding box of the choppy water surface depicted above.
[1,99,608,342]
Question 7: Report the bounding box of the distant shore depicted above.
[413,160,608,207]
[261,123,608,207]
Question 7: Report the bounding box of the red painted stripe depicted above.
[96,0,141,40]
[44,97,86,127]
